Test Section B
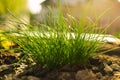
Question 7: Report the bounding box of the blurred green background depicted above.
[0,0,27,15]
[0,0,29,30]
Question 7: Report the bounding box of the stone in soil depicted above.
[75,70,97,80]
[110,64,120,71]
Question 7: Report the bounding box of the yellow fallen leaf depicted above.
[0,30,15,49]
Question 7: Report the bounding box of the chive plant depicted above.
[7,5,105,70]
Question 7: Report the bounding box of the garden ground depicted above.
[0,43,120,80]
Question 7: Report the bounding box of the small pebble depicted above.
[110,64,120,71]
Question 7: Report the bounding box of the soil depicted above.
[0,43,120,80]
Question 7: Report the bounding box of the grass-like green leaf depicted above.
[6,6,105,70]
